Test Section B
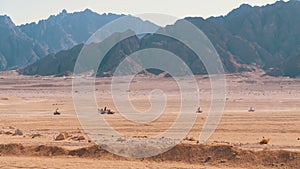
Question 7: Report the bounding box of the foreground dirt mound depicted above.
[0,144,299,168]
[0,144,25,155]
[0,144,67,156]
[153,144,299,168]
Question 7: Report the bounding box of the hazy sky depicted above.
[0,0,283,25]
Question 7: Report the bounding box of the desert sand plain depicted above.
[0,70,299,169]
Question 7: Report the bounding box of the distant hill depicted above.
[19,30,141,76]
[0,9,159,70]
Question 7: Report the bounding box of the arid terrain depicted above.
[0,71,299,169]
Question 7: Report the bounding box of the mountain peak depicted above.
[61,9,68,14]
[57,9,68,18]
[83,8,93,13]
[239,3,252,9]
[0,15,12,23]
[0,15,16,28]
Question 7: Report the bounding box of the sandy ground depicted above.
[0,71,299,168]
[0,156,250,169]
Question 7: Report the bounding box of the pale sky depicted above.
[0,0,283,25]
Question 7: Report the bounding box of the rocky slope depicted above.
[0,16,46,70]
[190,1,300,77]
[0,9,159,70]
[19,9,123,54]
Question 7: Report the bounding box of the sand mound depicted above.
[0,143,299,168]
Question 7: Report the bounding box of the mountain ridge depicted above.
[0,9,159,70]
[2,1,300,77]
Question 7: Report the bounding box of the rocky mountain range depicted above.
[0,9,159,70]
[2,1,300,77]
